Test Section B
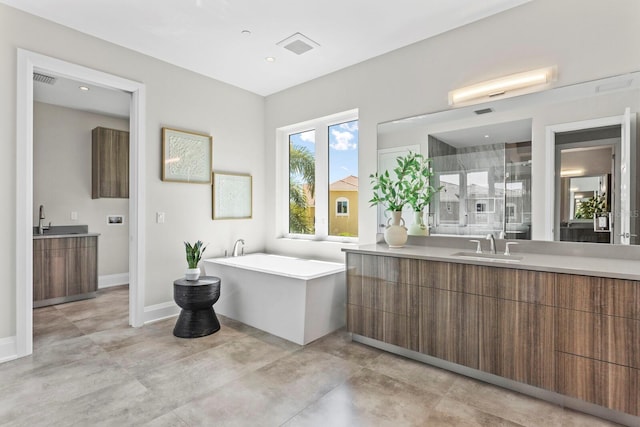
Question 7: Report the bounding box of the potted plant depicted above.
[403,152,443,236]
[184,240,207,281]
[369,155,416,247]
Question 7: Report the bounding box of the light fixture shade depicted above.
[449,67,556,105]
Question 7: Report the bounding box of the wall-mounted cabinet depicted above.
[92,127,129,199]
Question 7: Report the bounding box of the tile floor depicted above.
[0,285,623,426]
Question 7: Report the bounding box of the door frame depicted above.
[16,49,146,358]
[544,113,629,242]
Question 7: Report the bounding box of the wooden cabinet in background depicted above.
[33,236,98,308]
[92,126,129,199]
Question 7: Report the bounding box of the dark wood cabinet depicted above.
[92,126,129,199]
[33,236,98,307]
[345,252,640,417]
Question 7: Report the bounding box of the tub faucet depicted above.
[232,239,245,257]
[486,233,496,254]
[38,205,50,235]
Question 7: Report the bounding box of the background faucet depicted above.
[38,204,50,235]
[232,239,245,257]
[485,233,496,254]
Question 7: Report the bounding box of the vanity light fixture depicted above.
[449,67,556,105]
[560,169,584,177]
[79,85,90,91]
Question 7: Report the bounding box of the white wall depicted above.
[264,0,640,261]
[33,102,129,277]
[0,4,265,338]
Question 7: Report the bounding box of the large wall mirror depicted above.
[377,71,640,245]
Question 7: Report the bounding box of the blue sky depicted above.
[289,120,359,184]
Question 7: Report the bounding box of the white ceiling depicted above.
[3,0,530,96]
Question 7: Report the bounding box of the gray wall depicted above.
[0,4,265,338]
[264,0,640,260]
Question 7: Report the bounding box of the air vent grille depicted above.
[277,32,320,55]
[33,72,57,85]
[474,108,493,115]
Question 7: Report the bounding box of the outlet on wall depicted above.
[70,211,78,220]
[156,212,165,224]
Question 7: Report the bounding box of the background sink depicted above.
[33,224,89,236]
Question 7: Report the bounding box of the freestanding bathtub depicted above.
[202,253,346,345]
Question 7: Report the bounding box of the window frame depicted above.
[277,109,359,243]
[336,197,349,216]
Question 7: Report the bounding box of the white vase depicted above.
[384,211,408,248]
[185,268,201,281]
[407,211,429,236]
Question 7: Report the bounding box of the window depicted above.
[336,198,349,215]
[280,110,358,241]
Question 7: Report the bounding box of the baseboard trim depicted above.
[0,336,18,363]
[143,301,179,324]
[98,273,129,289]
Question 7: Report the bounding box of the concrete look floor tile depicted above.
[0,353,133,423]
[425,397,526,426]
[70,310,130,334]
[561,408,625,426]
[142,411,190,427]
[33,315,85,349]
[446,376,567,427]
[173,349,363,426]
[283,367,442,427]
[364,351,457,396]
[0,336,106,388]
[86,323,167,352]
[8,380,165,427]
[136,334,294,408]
[305,328,384,364]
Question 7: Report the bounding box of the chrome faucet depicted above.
[37,205,50,235]
[231,239,245,257]
[486,233,496,254]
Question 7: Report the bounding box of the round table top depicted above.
[174,276,220,287]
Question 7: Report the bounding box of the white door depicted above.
[376,145,420,233]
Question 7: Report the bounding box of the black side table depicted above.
[173,276,221,338]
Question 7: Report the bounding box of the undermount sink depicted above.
[451,251,523,263]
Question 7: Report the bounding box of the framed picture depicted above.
[107,214,125,225]
[212,172,252,219]
[162,127,212,183]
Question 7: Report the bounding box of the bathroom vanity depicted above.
[33,230,99,308]
[344,239,640,424]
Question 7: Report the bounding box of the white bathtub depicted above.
[202,253,346,345]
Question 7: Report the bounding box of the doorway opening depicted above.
[15,49,146,359]
[555,126,620,243]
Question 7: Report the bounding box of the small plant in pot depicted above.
[403,152,443,236]
[184,240,207,281]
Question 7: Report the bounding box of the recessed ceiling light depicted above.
[265,57,276,63]
[484,135,490,138]
[241,30,251,36]
[79,86,90,91]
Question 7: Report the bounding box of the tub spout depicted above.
[232,239,245,257]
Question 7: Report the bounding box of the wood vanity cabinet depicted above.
[346,252,640,416]
[33,236,98,307]
[92,126,129,199]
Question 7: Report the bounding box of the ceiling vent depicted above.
[474,107,494,115]
[277,32,320,55]
[33,72,57,85]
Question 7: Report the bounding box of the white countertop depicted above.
[344,243,640,281]
[33,233,100,240]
